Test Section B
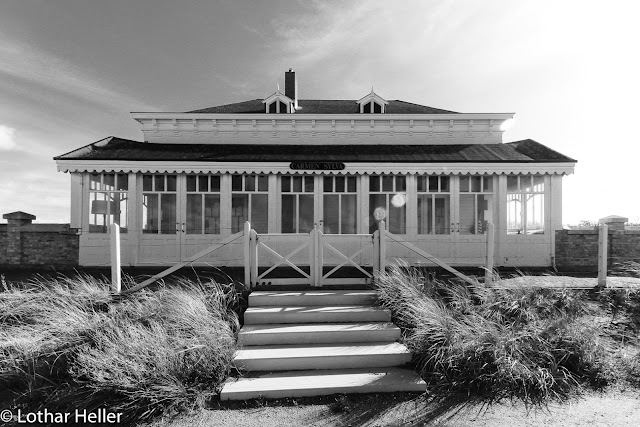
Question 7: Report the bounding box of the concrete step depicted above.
[244,305,391,325]
[249,290,378,307]
[238,322,400,346]
[234,342,412,371]
[220,367,426,400]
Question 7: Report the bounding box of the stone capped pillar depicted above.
[2,211,36,264]
[599,215,628,232]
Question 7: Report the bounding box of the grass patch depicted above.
[373,266,639,407]
[0,274,238,425]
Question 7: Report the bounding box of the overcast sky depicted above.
[1,0,638,224]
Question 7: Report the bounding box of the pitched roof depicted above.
[55,137,576,163]
[187,99,458,114]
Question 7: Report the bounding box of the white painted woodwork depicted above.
[244,305,391,324]
[598,224,608,286]
[220,368,426,400]
[238,322,400,346]
[249,290,378,306]
[110,223,121,293]
[233,341,411,371]
[69,173,83,229]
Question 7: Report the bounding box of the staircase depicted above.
[220,290,426,400]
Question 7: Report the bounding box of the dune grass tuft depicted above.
[0,274,238,425]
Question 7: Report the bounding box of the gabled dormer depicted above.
[262,91,293,113]
[357,89,389,113]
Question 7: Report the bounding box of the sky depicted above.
[1,0,639,225]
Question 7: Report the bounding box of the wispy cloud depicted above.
[0,125,17,150]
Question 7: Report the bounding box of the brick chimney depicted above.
[285,68,297,108]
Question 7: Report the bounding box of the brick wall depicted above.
[555,229,640,270]
[0,213,79,268]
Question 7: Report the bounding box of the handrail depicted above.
[123,229,245,294]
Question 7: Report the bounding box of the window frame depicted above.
[88,173,129,233]
[368,174,407,234]
[458,175,494,235]
[507,174,546,235]
[231,174,269,234]
[417,175,451,235]
[281,175,315,234]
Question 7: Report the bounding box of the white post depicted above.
[485,222,495,285]
[244,221,251,288]
[311,226,318,287]
[110,223,121,293]
[316,228,324,287]
[598,223,608,286]
[250,229,258,289]
[379,220,386,274]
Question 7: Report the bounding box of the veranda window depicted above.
[232,174,268,234]
[369,175,406,234]
[459,175,493,235]
[417,176,450,234]
[323,176,357,234]
[282,175,314,233]
[507,175,545,234]
[89,173,128,233]
[142,174,176,234]
[186,174,220,234]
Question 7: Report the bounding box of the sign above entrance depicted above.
[290,162,346,171]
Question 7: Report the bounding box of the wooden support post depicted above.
[316,229,324,287]
[110,223,121,293]
[485,222,495,285]
[598,223,608,287]
[244,221,251,288]
[250,229,258,289]
[379,220,386,274]
[311,227,318,287]
[372,230,380,275]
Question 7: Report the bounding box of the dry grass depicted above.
[0,274,238,425]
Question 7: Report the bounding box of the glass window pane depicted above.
[154,175,165,192]
[483,176,493,192]
[258,175,269,192]
[441,177,450,192]
[323,195,339,234]
[533,175,545,192]
[369,194,387,233]
[245,175,256,191]
[389,200,406,234]
[187,175,197,192]
[210,175,220,192]
[347,176,357,192]
[471,176,482,192]
[281,194,295,233]
[252,194,269,233]
[507,176,519,192]
[396,176,406,192]
[507,193,523,234]
[428,176,438,192]
[160,194,176,234]
[335,176,345,193]
[369,176,380,192]
[323,176,333,193]
[526,193,545,234]
[304,176,314,192]
[103,174,115,191]
[382,176,393,192]
[89,192,107,233]
[417,195,430,234]
[341,194,357,234]
[460,176,470,192]
[143,175,153,192]
[90,174,101,191]
[299,194,314,233]
[434,195,450,234]
[204,194,220,234]
[186,194,203,234]
[143,194,158,234]
[232,175,243,191]
[292,176,303,192]
[199,176,208,192]
[459,194,476,235]
[115,192,127,232]
[232,194,248,233]
[166,175,176,192]
[417,176,426,193]
[281,175,291,192]
[117,174,128,191]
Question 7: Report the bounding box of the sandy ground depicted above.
[149,389,640,427]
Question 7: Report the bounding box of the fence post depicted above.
[311,226,317,287]
[244,221,251,288]
[485,222,495,285]
[250,229,258,289]
[379,220,386,274]
[110,223,121,293]
[598,223,608,286]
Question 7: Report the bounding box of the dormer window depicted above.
[357,89,388,113]
[263,91,294,114]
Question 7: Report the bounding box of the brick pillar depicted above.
[2,211,36,265]
[599,215,627,232]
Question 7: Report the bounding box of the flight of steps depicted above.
[220,290,426,400]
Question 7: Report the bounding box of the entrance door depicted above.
[139,174,181,264]
[281,175,316,233]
